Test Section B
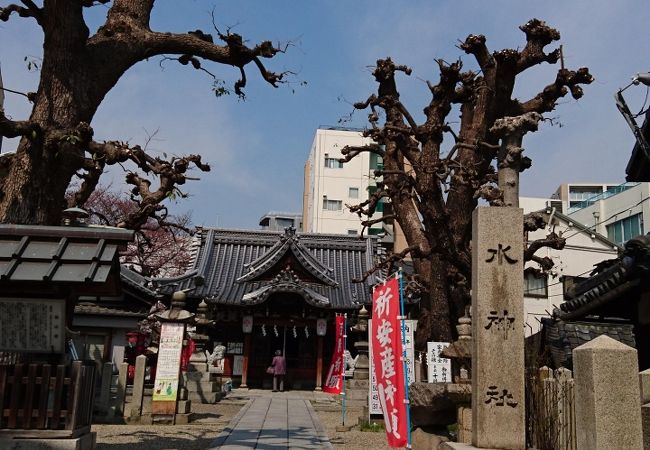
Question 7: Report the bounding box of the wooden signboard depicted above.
[152,322,184,415]
[0,298,65,353]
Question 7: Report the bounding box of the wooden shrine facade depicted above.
[180,227,380,390]
[0,224,133,440]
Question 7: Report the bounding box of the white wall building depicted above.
[520,197,620,334]
[567,182,649,247]
[303,128,383,235]
[552,182,624,213]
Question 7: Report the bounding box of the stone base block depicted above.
[187,363,208,372]
[187,391,219,403]
[178,388,188,401]
[182,371,212,382]
[185,381,218,392]
[177,400,192,414]
[345,389,368,401]
[411,428,448,450]
[0,432,96,450]
[441,443,496,450]
[457,405,472,444]
[642,403,650,450]
[346,380,369,389]
[175,413,192,425]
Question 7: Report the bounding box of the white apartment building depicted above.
[567,182,649,246]
[303,128,384,235]
[552,182,624,213]
[520,197,620,334]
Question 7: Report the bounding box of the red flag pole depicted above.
[398,269,412,448]
[341,313,347,426]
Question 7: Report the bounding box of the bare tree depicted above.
[0,1,287,228]
[343,19,593,346]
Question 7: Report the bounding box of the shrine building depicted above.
[178,226,381,390]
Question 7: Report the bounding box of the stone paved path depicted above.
[207,396,333,449]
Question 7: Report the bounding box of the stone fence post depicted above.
[115,362,129,416]
[640,368,650,450]
[573,335,643,450]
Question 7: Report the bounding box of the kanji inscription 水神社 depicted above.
[485,385,518,407]
[485,243,518,265]
[471,207,525,449]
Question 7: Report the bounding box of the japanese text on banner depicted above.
[371,278,408,448]
[323,315,345,394]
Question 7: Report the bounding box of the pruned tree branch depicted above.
[524,231,566,262]
[0,1,42,24]
[0,111,38,138]
[339,143,385,162]
[515,67,594,115]
[353,245,419,283]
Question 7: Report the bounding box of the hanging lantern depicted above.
[316,318,327,336]
[242,315,253,334]
[126,331,139,348]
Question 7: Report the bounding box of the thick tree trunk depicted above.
[414,255,454,348]
[0,1,114,225]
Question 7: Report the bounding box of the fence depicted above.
[0,360,96,438]
[526,366,576,450]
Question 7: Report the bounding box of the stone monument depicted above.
[471,207,525,449]
[184,299,220,404]
[573,335,643,450]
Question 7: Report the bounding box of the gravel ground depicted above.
[317,406,391,450]
[93,403,242,450]
[94,402,391,449]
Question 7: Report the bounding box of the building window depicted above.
[347,229,358,235]
[322,198,342,211]
[606,213,643,245]
[524,271,548,298]
[562,275,588,299]
[369,152,384,170]
[276,218,294,229]
[324,154,343,169]
[349,187,359,199]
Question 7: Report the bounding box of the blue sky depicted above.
[1,1,649,228]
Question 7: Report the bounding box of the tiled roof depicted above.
[183,227,380,309]
[554,233,650,320]
[74,300,148,318]
[120,266,161,298]
[542,318,636,369]
[0,224,132,285]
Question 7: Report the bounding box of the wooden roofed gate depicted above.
[0,224,133,444]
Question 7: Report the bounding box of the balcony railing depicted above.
[570,182,639,211]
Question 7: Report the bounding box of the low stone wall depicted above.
[409,382,470,427]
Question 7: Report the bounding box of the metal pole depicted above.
[342,313,347,426]
[398,269,412,449]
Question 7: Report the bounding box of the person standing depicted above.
[271,349,286,392]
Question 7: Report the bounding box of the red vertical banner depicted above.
[372,277,408,448]
[323,315,345,394]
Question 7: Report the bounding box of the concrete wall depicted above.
[521,197,619,335]
[569,182,650,242]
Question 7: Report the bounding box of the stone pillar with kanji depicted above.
[471,207,525,449]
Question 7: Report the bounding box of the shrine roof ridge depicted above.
[181,227,379,309]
